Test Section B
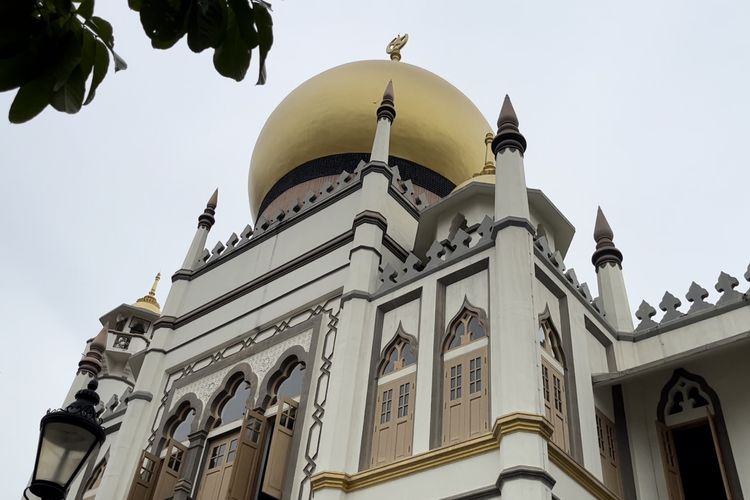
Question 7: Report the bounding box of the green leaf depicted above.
[228,0,257,48]
[139,0,190,49]
[76,0,94,20]
[84,39,108,105]
[187,0,227,53]
[252,0,273,85]
[212,7,250,82]
[50,65,85,113]
[87,16,114,47]
[79,28,96,82]
[128,0,142,11]
[8,75,53,123]
[52,32,82,92]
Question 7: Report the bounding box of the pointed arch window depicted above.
[441,302,489,446]
[538,316,569,452]
[656,370,738,500]
[371,324,417,467]
[217,379,253,426]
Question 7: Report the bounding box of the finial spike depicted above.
[133,273,162,314]
[377,79,396,122]
[593,206,614,242]
[492,94,527,155]
[148,272,161,296]
[199,189,218,229]
[208,188,218,208]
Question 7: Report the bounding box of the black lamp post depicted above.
[28,379,106,500]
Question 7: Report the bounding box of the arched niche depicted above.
[201,362,258,429]
[442,297,488,353]
[155,393,202,453]
[377,322,418,377]
[256,344,310,410]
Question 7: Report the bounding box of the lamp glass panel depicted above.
[36,422,97,486]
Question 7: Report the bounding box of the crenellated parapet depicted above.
[633,265,750,333]
[191,161,428,273]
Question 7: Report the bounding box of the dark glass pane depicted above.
[220,381,252,424]
[449,324,464,350]
[172,409,195,442]
[401,343,416,367]
[277,364,305,398]
[383,349,398,374]
[672,423,727,500]
[468,317,485,340]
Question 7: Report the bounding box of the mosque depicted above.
[57,37,749,500]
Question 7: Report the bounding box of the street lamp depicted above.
[28,380,106,500]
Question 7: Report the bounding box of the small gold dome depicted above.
[248,60,492,218]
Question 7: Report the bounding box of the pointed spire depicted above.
[78,323,109,376]
[198,188,218,229]
[133,273,162,314]
[377,80,396,122]
[492,95,527,156]
[591,206,623,268]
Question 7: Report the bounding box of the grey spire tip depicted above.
[383,80,394,102]
[491,94,526,155]
[207,188,219,208]
[497,94,519,129]
[593,206,614,242]
[377,79,396,122]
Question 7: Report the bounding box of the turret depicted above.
[592,207,634,332]
[492,95,529,220]
[181,189,218,270]
[369,80,395,163]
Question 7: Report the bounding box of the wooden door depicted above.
[465,351,488,437]
[708,415,733,500]
[127,450,160,500]
[261,398,299,498]
[152,439,188,500]
[543,357,568,451]
[196,431,240,500]
[371,373,415,466]
[227,409,268,500]
[443,356,465,445]
[656,421,684,500]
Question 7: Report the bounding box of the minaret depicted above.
[369,79,395,163]
[592,207,634,331]
[316,80,395,484]
[181,189,218,270]
[490,95,553,499]
[64,324,108,405]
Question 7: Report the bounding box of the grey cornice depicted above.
[170,232,353,329]
[340,290,371,305]
[126,390,154,403]
[352,210,388,233]
[491,216,535,238]
[358,160,393,180]
[348,245,382,262]
[171,269,192,283]
[382,233,408,262]
[104,422,121,435]
[617,297,749,342]
[153,316,177,330]
[97,374,135,388]
[496,465,556,491]
[440,485,499,500]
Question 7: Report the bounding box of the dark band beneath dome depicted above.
[257,153,456,217]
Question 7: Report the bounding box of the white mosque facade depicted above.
[52,47,750,500]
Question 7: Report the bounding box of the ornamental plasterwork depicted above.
[170,329,313,412]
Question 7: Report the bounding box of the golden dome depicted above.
[248,59,492,218]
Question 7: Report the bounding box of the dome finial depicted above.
[492,94,527,156]
[474,132,496,177]
[134,273,162,314]
[386,34,409,61]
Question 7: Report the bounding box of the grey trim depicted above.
[358,288,422,471]
[618,299,749,342]
[491,216,535,238]
[440,485,500,500]
[593,329,750,386]
[152,392,204,454]
[496,465,556,490]
[558,296,584,465]
[255,343,313,409]
[103,422,121,435]
[169,232,353,328]
[126,390,153,403]
[352,209,388,233]
[612,384,637,500]
[162,271,345,359]
[173,429,209,500]
[340,289,370,305]
[382,233,409,262]
[97,374,135,388]
[348,244,382,262]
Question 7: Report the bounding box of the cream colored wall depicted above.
[548,461,598,500]
[380,298,420,351]
[445,269,489,319]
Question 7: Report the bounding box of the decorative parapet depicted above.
[192,161,427,273]
[376,215,494,293]
[633,266,750,333]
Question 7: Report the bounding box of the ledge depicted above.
[311,412,552,493]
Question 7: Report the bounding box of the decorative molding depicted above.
[547,442,619,500]
[126,391,153,403]
[496,465,556,490]
[491,216,535,238]
[352,210,388,233]
[311,412,552,493]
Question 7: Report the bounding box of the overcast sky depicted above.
[1,0,749,496]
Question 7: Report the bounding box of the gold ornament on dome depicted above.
[386,34,409,61]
